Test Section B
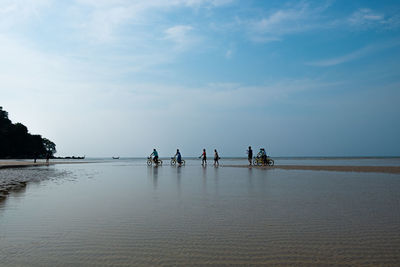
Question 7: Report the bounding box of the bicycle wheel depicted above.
[147,159,152,166]
[253,158,258,166]
[171,159,176,166]
[268,159,274,166]
[159,160,163,166]
[182,160,185,166]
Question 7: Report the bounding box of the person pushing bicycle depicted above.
[199,148,207,165]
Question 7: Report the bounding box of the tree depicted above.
[0,106,56,158]
[43,138,57,156]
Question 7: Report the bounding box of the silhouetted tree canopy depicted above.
[0,106,56,159]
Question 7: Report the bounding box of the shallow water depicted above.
[1,160,400,266]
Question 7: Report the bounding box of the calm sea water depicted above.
[1,159,400,266]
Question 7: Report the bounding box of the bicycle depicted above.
[170,156,185,166]
[253,156,274,166]
[147,157,163,166]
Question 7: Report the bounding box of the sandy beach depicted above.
[224,164,400,174]
[0,161,90,201]
[0,160,91,169]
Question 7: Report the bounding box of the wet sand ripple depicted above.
[224,164,400,174]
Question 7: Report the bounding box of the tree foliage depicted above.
[0,106,56,159]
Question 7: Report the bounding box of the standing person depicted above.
[199,149,207,166]
[175,149,182,167]
[247,146,253,166]
[214,149,220,167]
[45,151,50,164]
[33,152,37,163]
[150,148,159,166]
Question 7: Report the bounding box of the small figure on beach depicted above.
[214,149,220,167]
[33,152,37,163]
[199,149,207,166]
[45,151,50,164]
[174,149,182,167]
[247,146,253,166]
[150,149,159,166]
[258,148,267,166]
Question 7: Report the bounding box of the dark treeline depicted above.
[0,106,56,159]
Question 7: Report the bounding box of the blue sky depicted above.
[1,0,400,157]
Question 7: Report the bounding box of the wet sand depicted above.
[1,160,400,265]
[0,160,90,169]
[2,160,399,202]
[224,164,400,174]
[0,161,89,201]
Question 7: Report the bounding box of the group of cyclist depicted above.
[149,146,269,167]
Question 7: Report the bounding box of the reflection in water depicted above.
[213,167,220,196]
[148,166,159,190]
[202,166,207,194]
[176,166,182,196]
[247,167,254,194]
[1,161,400,266]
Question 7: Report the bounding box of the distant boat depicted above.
[112,157,120,159]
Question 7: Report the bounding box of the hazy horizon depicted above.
[2,0,400,157]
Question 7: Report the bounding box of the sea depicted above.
[1,157,399,266]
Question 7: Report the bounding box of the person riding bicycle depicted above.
[150,149,159,165]
[174,149,182,166]
[257,148,267,166]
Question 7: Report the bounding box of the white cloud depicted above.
[71,0,232,42]
[348,8,384,26]
[307,40,400,67]
[307,46,375,67]
[247,2,330,43]
[164,25,200,50]
[346,8,400,30]
[0,0,50,29]
[244,4,399,43]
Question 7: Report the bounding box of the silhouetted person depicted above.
[247,146,253,166]
[150,149,159,166]
[33,152,37,163]
[199,149,207,165]
[46,151,50,164]
[174,149,182,167]
[214,149,220,167]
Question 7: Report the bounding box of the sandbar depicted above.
[0,161,91,169]
[223,164,400,174]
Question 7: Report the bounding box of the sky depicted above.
[1,0,400,157]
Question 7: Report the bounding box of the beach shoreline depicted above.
[2,160,400,173]
[0,161,92,169]
[0,161,93,200]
